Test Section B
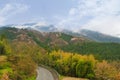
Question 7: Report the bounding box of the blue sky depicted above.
[0,0,76,24]
[0,0,120,37]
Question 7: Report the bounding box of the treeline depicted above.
[60,42,120,60]
[36,50,120,80]
[28,30,120,60]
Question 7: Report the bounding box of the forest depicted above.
[0,34,120,80]
[0,35,37,80]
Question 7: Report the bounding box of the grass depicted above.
[0,56,7,62]
[0,56,12,78]
[59,75,64,80]
[25,76,36,80]
[61,77,89,80]
[0,68,12,74]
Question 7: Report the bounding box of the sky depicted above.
[0,0,120,37]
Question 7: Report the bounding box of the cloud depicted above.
[35,22,48,27]
[69,8,77,16]
[57,0,120,37]
[83,16,120,36]
[0,17,5,25]
[0,3,29,25]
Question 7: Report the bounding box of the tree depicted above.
[94,61,118,80]
[0,34,11,55]
[0,43,6,55]
[9,55,37,80]
[76,60,95,79]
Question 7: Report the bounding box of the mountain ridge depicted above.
[0,23,120,43]
[0,27,120,60]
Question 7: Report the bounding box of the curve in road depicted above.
[36,67,55,80]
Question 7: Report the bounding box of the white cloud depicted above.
[0,17,6,25]
[69,8,77,16]
[0,3,29,25]
[82,16,120,37]
[57,0,120,37]
[35,22,48,27]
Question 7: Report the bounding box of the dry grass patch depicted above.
[62,77,89,80]
[0,56,7,62]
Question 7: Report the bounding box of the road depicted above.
[36,67,54,80]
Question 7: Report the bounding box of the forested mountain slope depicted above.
[0,27,120,60]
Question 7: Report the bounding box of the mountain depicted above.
[0,27,90,47]
[0,27,120,60]
[28,23,120,43]
[79,29,120,43]
[58,28,120,43]
[1,23,120,43]
[7,23,58,32]
[34,24,58,32]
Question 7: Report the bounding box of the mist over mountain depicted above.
[3,23,119,43]
[79,29,120,43]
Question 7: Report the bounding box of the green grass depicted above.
[59,75,64,80]
[25,76,36,80]
[0,56,12,76]
[0,67,12,75]
[0,62,11,69]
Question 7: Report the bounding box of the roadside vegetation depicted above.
[36,50,120,80]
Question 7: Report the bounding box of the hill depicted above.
[0,27,120,60]
[0,27,90,48]
[79,29,120,43]
[3,23,120,43]
[0,27,120,80]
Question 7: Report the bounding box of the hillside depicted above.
[0,27,91,49]
[0,36,39,80]
[0,27,120,80]
[79,29,120,43]
[0,27,120,60]
[61,29,120,43]
[3,23,120,43]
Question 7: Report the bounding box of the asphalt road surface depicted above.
[36,67,54,80]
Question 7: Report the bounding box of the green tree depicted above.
[76,60,95,79]
[0,34,11,55]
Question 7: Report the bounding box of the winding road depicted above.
[36,67,57,80]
